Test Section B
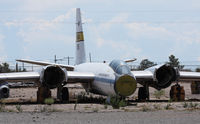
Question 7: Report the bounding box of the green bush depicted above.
[16,105,23,112]
[153,90,165,99]
[189,102,198,109]
[183,102,188,108]
[165,104,172,110]
[109,95,127,109]
[0,104,6,112]
[44,98,55,105]
[104,104,108,109]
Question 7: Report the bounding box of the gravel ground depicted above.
[1,83,200,124]
[0,111,200,124]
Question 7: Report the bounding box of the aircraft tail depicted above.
[75,8,86,65]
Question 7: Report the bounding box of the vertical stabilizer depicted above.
[75,8,86,65]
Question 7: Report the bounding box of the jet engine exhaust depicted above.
[114,75,137,97]
[155,65,177,89]
[42,66,66,89]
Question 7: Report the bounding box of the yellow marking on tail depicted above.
[76,32,84,42]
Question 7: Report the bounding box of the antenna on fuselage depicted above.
[125,58,137,63]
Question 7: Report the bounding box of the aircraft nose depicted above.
[114,75,137,97]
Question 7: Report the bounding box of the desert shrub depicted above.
[165,103,172,110]
[189,102,198,109]
[153,104,162,110]
[0,104,6,112]
[104,104,108,109]
[44,98,54,105]
[93,107,99,112]
[141,105,151,112]
[153,90,165,99]
[16,105,23,112]
[109,95,127,109]
[183,102,188,108]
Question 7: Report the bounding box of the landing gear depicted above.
[138,85,149,101]
[61,87,69,102]
[57,86,69,103]
[37,86,51,103]
[170,83,185,101]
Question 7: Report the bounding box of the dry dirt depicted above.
[1,82,200,112]
[1,83,200,124]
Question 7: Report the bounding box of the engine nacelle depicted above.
[147,64,179,89]
[0,84,9,99]
[40,65,67,89]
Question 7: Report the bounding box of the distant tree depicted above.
[167,55,184,70]
[0,62,26,73]
[138,59,157,70]
[196,68,200,72]
[0,62,13,73]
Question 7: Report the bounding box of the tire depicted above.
[138,87,149,101]
[61,87,69,102]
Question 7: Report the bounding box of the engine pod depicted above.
[114,75,137,97]
[41,65,66,89]
[155,64,177,88]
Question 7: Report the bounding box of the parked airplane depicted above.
[1,8,200,102]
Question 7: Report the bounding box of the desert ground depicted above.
[1,82,200,124]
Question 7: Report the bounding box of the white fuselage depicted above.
[74,63,116,96]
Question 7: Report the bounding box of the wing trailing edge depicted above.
[16,59,74,71]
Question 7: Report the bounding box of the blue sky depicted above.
[0,0,200,66]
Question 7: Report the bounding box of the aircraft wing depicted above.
[132,69,200,90]
[179,71,200,82]
[132,70,200,82]
[0,71,95,84]
[0,72,40,83]
[67,71,95,83]
[16,59,74,71]
[131,70,154,82]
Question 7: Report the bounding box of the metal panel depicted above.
[67,71,95,83]
[131,71,153,82]
[179,71,200,81]
[0,72,40,82]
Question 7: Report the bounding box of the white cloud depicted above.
[5,8,76,30]
[87,13,142,59]
[2,0,200,62]
[99,13,129,31]
[125,23,171,39]
[126,22,200,49]
[31,8,75,31]
[93,31,142,59]
[176,31,200,44]
[9,8,75,44]
[91,13,130,47]
[3,8,78,58]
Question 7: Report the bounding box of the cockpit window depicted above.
[109,60,131,75]
[115,65,130,75]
